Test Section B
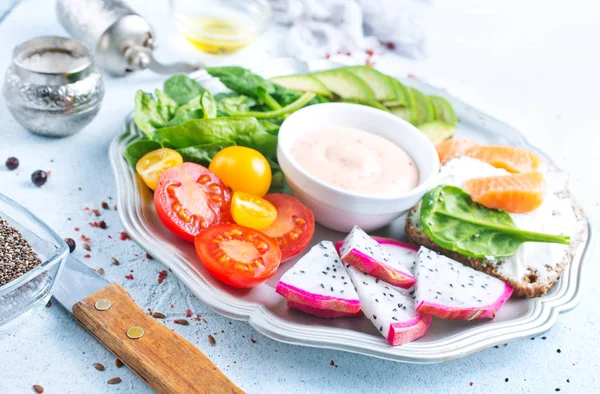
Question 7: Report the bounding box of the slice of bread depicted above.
[405,195,587,298]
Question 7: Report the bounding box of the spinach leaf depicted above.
[167,95,204,126]
[268,160,286,193]
[124,140,162,167]
[229,92,315,119]
[134,91,177,138]
[259,120,280,135]
[217,95,257,115]
[201,91,217,119]
[164,74,205,106]
[420,185,570,259]
[156,117,278,161]
[176,142,236,167]
[206,66,276,97]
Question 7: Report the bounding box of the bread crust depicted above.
[404,200,587,298]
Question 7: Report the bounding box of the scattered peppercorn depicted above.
[208,334,216,345]
[5,157,19,170]
[107,377,121,384]
[557,349,562,353]
[32,384,44,393]
[111,257,120,265]
[31,170,48,187]
[64,238,76,253]
[93,363,105,371]
[567,379,570,383]
[158,270,168,284]
[505,378,509,382]
[101,201,109,209]
[99,220,107,229]
[174,319,189,326]
[469,382,473,387]
[555,389,560,392]
[542,336,547,340]
[115,359,123,368]
[152,312,165,319]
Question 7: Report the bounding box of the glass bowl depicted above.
[0,193,68,331]
[170,0,272,54]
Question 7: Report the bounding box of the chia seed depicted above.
[0,217,41,286]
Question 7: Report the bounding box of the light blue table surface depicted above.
[0,0,598,393]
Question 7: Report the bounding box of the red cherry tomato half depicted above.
[261,194,315,262]
[154,163,232,242]
[194,224,281,288]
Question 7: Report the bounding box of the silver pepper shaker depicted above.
[56,0,200,76]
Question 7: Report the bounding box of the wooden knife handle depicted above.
[72,282,243,394]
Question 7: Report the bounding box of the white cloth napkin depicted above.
[269,0,430,60]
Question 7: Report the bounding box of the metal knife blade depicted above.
[53,255,109,312]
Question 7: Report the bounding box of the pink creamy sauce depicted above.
[291,125,419,196]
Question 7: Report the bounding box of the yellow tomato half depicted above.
[209,146,271,196]
[135,148,183,190]
[231,191,278,230]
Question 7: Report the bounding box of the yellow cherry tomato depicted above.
[231,191,278,230]
[135,148,183,190]
[209,146,271,196]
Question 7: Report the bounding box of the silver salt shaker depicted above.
[56,0,200,76]
[2,36,104,137]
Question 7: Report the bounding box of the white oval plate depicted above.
[109,58,591,363]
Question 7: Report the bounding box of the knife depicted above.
[53,255,243,394]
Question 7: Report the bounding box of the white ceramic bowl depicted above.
[277,103,440,232]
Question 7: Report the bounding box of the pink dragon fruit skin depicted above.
[346,265,431,346]
[414,247,514,320]
[276,241,361,317]
[337,226,416,289]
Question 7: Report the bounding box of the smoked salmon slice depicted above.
[436,138,479,163]
[463,172,546,213]
[436,138,542,173]
[464,145,541,174]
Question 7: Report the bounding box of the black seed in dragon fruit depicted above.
[337,226,416,288]
[414,247,513,320]
[276,241,360,318]
[346,265,431,346]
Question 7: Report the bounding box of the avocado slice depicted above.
[311,69,375,100]
[383,78,408,107]
[410,88,435,125]
[270,75,333,98]
[429,95,457,126]
[344,66,396,102]
[342,98,390,111]
[389,106,411,121]
[418,121,456,145]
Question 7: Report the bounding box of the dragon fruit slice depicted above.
[346,265,431,346]
[414,247,514,320]
[338,226,416,288]
[276,241,361,318]
[286,301,361,318]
